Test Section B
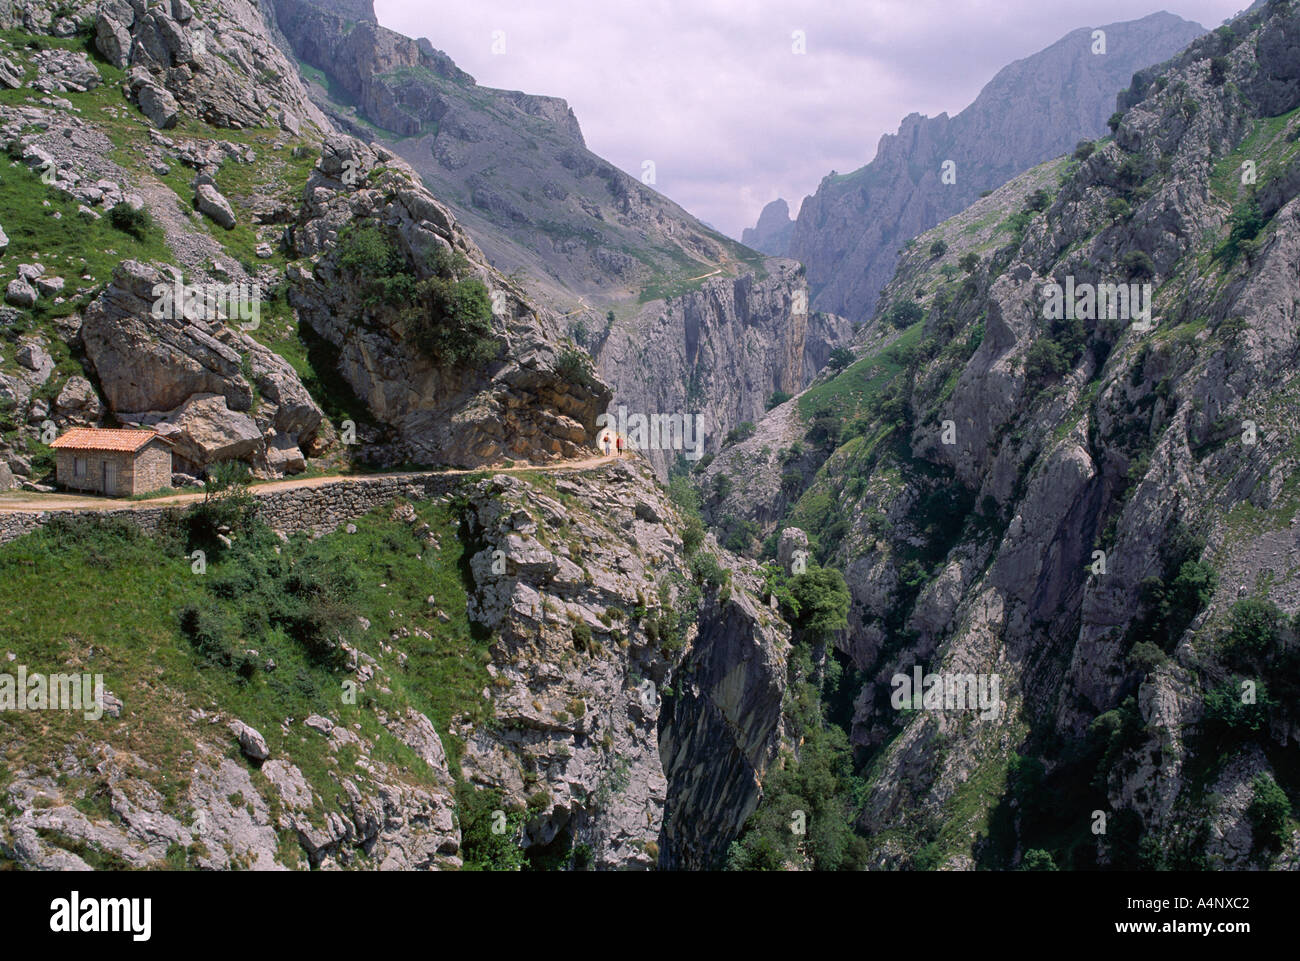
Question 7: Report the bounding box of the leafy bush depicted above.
[1209,56,1228,86]
[108,202,154,242]
[555,347,599,392]
[767,390,792,410]
[724,421,756,446]
[336,225,497,367]
[1247,775,1290,851]
[929,239,948,257]
[1073,141,1096,161]
[958,252,980,273]
[1024,337,1070,385]
[786,567,850,639]
[456,783,526,871]
[1120,250,1156,279]
[1223,597,1283,659]
[884,301,924,330]
[1025,189,1051,213]
[1107,111,1124,132]
[827,347,854,371]
[1021,848,1058,871]
[1217,199,1264,264]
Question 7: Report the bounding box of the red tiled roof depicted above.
[50,427,172,452]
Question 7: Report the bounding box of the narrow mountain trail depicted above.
[0,453,624,514]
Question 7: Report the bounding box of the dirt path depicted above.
[0,454,624,514]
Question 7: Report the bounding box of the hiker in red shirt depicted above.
[615,434,624,457]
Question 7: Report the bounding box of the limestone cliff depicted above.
[787,12,1206,324]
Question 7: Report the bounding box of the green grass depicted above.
[798,322,923,418]
[0,494,491,855]
[1209,105,1300,203]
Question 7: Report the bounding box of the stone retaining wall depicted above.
[0,472,470,545]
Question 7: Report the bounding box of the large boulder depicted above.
[195,183,236,228]
[54,376,104,423]
[229,720,270,763]
[160,393,263,465]
[94,12,133,69]
[4,278,36,308]
[777,527,810,574]
[82,261,248,413]
[136,82,178,129]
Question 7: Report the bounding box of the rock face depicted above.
[788,12,1206,323]
[594,261,854,475]
[456,462,789,869]
[741,198,795,257]
[713,1,1300,870]
[80,260,326,472]
[286,136,611,468]
[270,0,763,314]
[92,0,329,134]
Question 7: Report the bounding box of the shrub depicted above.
[1024,337,1070,385]
[724,421,756,446]
[555,347,599,391]
[1021,849,1058,871]
[1107,197,1132,220]
[1073,141,1096,162]
[1120,250,1156,280]
[1224,597,1282,659]
[108,202,153,241]
[1217,199,1264,263]
[689,551,729,591]
[336,225,498,367]
[711,473,733,501]
[786,567,850,639]
[1107,111,1124,132]
[1209,57,1228,86]
[827,346,854,371]
[571,621,593,652]
[958,252,980,273]
[1247,775,1290,850]
[456,784,525,871]
[1025,189,1051,213]
[405,274,497,367]
[929,239,948,258]
[767,390,792,410]
[884,301,924,330]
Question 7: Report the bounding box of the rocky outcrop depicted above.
[272,0,759,314]
[741,198,795,257]
[92,0,329,134]
[788,12,1206,323]
[286,136,611,468]
[455,461,790,868]
[594,261,854,476]
[80,260,326,473]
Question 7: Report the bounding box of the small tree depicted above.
[827,347,854,371]
[929,239,948,258]
[1248,775,1291,851]
[958,252,980,273]
[787,567,850,639]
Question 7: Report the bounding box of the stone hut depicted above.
[50,427,173,497]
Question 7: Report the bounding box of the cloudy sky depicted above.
[375,0,1248,239]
